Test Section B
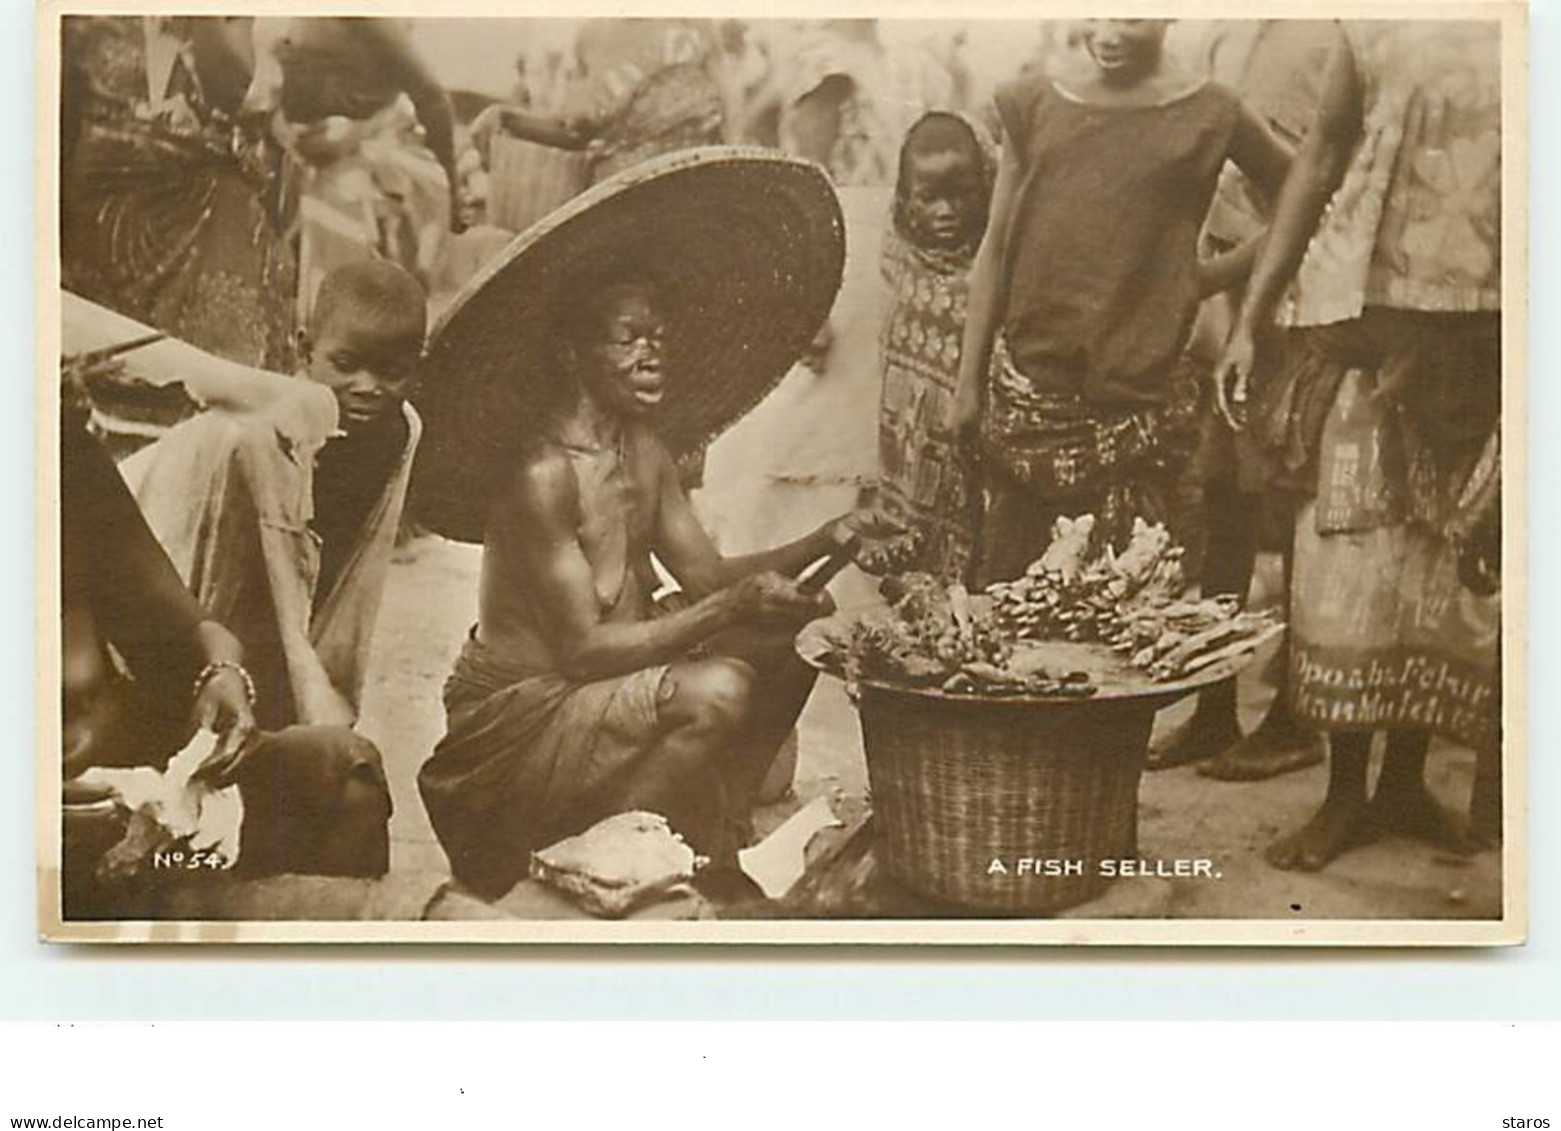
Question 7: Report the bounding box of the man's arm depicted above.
[1231,36,1362,340]
[1226,101,1294,206]
[495,106,596,150]
[1213,34,1362,428]
[1194,103,1295,300]
[359,18,463,229]
[649,441,845,596]
[1195,96,1295,295]
[64,425,256,773]
[1196,237,1261,299]
[70,423,207,687]
[502,447,817,683]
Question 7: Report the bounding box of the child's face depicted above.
[903,148,984,252]
[303,307,422,432]
[1077,20,1169,84]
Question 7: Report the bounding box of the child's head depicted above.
[893,112,991,255]
[300,261,427,433]
[1076,19,1171,85]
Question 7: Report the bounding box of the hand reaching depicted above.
[732,571,833,627]
[948,379,981,448]
[188,666,258,787]
[1213,327,1256,431]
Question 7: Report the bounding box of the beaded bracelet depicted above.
[192,660,257,707]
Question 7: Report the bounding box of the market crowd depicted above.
[57,16,1503,919]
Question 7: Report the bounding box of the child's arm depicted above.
[949,143,1023,443]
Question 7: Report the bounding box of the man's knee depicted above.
[660,659,754,735]
[243,726,390,877]
[248,725,392,820]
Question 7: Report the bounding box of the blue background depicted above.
[4,1,1555,1021]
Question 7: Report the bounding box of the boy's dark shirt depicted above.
[994,76,1241,408]
[311,407,409,614]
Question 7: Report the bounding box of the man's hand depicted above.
[1213,326,1256,431]
[469,103,505,148]
[948,378,981,448]
[188,668,258,787]
[562,112,598,145]
[825,507,880,542]
[731,571,833,627]
[190,726,256,789]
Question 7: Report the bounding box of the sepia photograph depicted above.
[38,2,1525,943]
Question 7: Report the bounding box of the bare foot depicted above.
[1468,749,1502,848]
[1468,804,1502,851]
[1372,783,1482,855]
[1197,720,1326,782]
[1266,797,1375,872]
[1145,713,1242,772]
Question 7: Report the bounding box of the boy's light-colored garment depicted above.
[121,380,421,729]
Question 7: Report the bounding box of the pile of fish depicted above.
[983,515,1281,682]
[824,515,1282,695]
[837,574,1097,698]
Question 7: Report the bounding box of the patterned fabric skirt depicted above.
[62,119,296,372]
[871,250,979,583]
[418,635,667,900]
[62,118,296,456]
[973,338,1203,585]
[1285,310,1501,751]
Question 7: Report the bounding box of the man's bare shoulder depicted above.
[490,437,580,531]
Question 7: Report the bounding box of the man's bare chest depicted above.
[566,445,659,609]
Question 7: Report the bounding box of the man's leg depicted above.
[1197,513,1326,780]
[1147,468,1256,770]
[1470,745,1503,846]
[972,474,1059,590]
[1370,729,1480,853]
[607,657,755,865]
[1266,730,1374,872]
[705,626,820,817]
[236,725,392,879]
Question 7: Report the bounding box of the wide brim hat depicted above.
[410,146,847,543]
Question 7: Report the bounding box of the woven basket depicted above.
[857,683,1154,915]
[486,135,589,235]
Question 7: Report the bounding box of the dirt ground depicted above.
[356,531,1502,922]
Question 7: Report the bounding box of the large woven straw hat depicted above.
[410,146,846,543]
